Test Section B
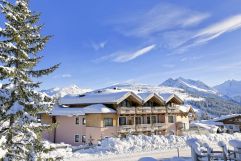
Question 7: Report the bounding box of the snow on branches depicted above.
[0,0,59,160]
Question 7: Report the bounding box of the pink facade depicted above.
[55,116,86,146]
[86,127,117,144]
[42,115,117,145]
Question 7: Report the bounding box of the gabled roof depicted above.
[59,91,142,105]
[165,94,184,104]
[138,92,165,104]
[177,105,194,113]
[50,104,116,116]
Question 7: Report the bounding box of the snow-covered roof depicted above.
[50,104,116,116]
[190,121,220,132]
[212,114,241,122]
[165,94,184,104]
[138,92,165,104]
[59,91,142,105]
[177,105,194,113]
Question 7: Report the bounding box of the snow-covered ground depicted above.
[1,132,240,160]
[59,133,241,161]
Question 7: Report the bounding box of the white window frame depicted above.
[74,134,80,143]
[151,115,157,124]
[82,135,86,143]
[104,118,113,127]
[119,116,127,126]
[146,116,151,124]
[135,116,143,125]
[82,117,86,125]
[75,117,80,125]
[168,115,176,123]
[37,114,41,123]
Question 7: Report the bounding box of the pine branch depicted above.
[0,0,60,160]
[27,63,60,77]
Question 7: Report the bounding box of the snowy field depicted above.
[56,133,241,161]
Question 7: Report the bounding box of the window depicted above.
[151,116,157,124]
[75,135,80,143]
[104,118,113,127]
[75,117,80,124]
[168,116,175,123]
[82,135,86,143]
[37,114,41,123]
[144,101,154,107]
[82,118,86,125]
[121,100,132,107]
[146,116,151,124]
[119,117,126,125]
[135,117,142,125]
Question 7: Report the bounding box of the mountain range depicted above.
[214,80,241,104]
[41,85,92,98]
[42,78,241,117]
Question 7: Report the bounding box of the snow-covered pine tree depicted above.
[0,0,59,160]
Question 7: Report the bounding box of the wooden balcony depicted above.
[118,125,135,133]
[136,124,152,132]
[152,123,166,130]
[117,107,136,114]
[152,107,166,113]
[136,107,152,114]
[167,107,180,113]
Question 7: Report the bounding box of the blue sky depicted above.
[28,0,241,89]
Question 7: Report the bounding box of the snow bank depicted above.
[71,133,241,159]
[229,139,241,148]
[0,136,7,158]
[163,157,192,161]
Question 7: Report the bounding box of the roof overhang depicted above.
[142,93,165,105]
[116,92,143,105]
[166,94,184,105]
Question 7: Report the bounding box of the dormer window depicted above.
[144,101,154,107]
[121,100,131,107]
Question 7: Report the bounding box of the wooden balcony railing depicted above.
[118,125,135,133]
[152,123,166,130]
[136,124,152,131]
[117,107,136,114]
[151,107,166,113]
[136,107,152,114]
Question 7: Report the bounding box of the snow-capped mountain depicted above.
[41,85,92,98]
[214,80,241,104]
[97,82,203,102]
[161,77,218,95]
[160,77,241,117]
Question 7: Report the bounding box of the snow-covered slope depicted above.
[97,83,203,102]
[161,77,218,94]
[214,80,241,104]
[41,85,92,98]
[160,78,241,117]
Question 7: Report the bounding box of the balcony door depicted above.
[127,116,134,125]
[151,115,157,123]
[146,116,151,124]
[135,116,142,125]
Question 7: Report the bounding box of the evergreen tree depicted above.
[0,0,59,160]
